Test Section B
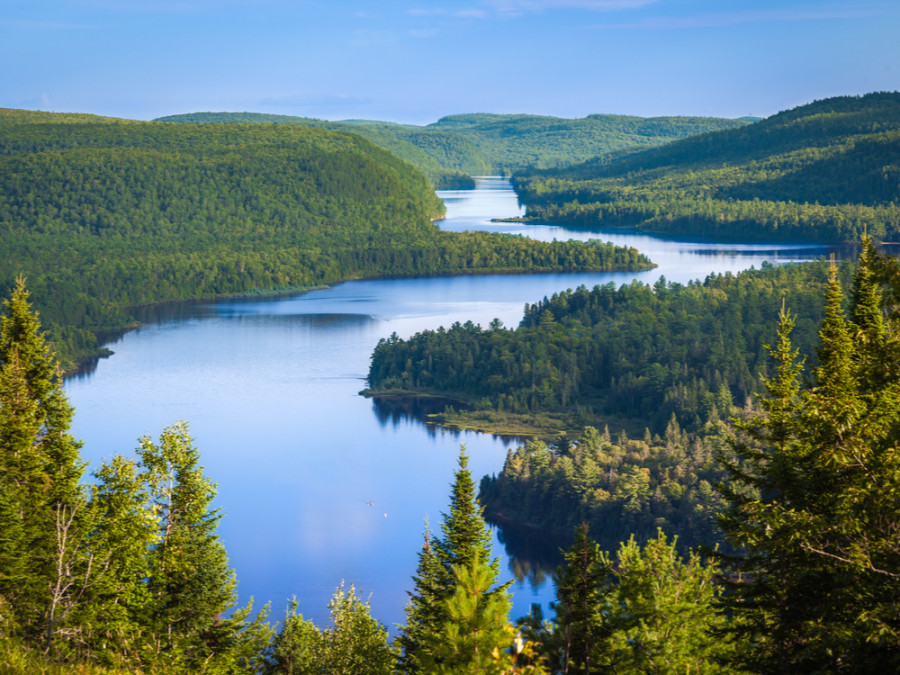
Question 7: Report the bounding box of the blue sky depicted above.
[3,0,898,123]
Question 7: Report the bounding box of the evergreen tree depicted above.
[137,422,238,665]
[0,277,85,646]
[397,525,443,674]
[551,522,610,675]
[320,583,393,675]
[719,246,900,671]
[605,532,732,674]
[405,447,514,672]
[426,552,514,674]
[435,447,499,579]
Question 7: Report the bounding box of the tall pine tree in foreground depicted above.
[551,522,610,675]
[719,241,900,672]
[0,277,86,651]
[401,447,517,673]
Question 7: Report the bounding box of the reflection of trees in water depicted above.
[369,396,464,438]
[486,513,566,590]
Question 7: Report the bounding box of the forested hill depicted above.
[155,111,750,186]
[514,92,900,241]
[0,108,651,369]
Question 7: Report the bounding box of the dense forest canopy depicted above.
[0,108,650,369]
[514,92,900,241]
[367,260,849,436]
[155,110,750,187]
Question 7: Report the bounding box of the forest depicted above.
[513,92,900,241]
[155,111,750,186]
[0,108,651,369]
[367,260,848,435]
[4,239,900,672]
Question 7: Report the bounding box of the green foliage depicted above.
[369,262,842,435]
[718,241,900,671]
[266,585,393,675]
[603,533,734,674]
[425,553,514,674]
[0,278,85,651]
[515,92,900,241]
[400,448,514,672]
[480,423,726,553]
[551,523,611,674]
[0,108,651,368]
[157,110,749,180]
[396,528,443,674]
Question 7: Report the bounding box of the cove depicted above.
[64,176,837,631]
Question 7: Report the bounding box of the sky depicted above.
[2,0,899,124]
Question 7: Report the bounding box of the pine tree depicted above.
[137,422,238,665]
[719,246,900,671]
[551,522,610,675]
[397,525,443,674]
[0,278,85,646]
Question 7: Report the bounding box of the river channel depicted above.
[64,177,836,631]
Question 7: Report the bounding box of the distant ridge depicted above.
[156,110,750,187]
[514,92,900,241]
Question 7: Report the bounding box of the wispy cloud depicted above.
[486,0,657,15]
[409,8,488,19]
[586,6,883,30]
[410,28,441,38]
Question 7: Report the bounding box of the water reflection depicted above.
[486,513,566,589]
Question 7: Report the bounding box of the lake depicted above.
[64,176,835,631]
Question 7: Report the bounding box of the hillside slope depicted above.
[514,92,900,241]
[0,109,650,367]
[156,111,749,184]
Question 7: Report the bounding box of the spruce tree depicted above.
[719,247,900,671]
[137,422,238,665]
[0,278,84,645]
[404,447,513,672]
[397,526,443,674]
[551,522,610,675]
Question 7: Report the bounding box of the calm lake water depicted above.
[64,177,835,631]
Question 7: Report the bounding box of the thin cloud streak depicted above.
[586,6,884,30]
[487,0,658,14]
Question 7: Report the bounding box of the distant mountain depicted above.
[155,111,750,186]
[514,92,900,241]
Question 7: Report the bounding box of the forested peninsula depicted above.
[367,260,847,436]
[514,92,900,241]
[0,108,651,369]
[156,111,750,187]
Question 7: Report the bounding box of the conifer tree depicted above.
[137,422,238,664]
[397,526,443,674]
[605,532,731,674]
[405,447,514,672]
[0,278,85,645]
[719,245,900,671]
[551,522,610,675]
[426,552,514,674]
